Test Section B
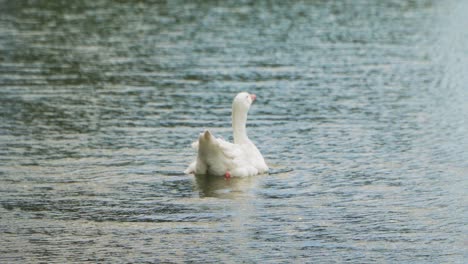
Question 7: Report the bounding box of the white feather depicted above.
[185,92,268,177]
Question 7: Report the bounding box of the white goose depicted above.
[185,92,268,178]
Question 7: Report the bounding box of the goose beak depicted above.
[250,94,257,102]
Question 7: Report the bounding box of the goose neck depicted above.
[232,108,249,144]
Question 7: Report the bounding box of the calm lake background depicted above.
[1,0,467,263]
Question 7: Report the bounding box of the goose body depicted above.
[185,92,268,177]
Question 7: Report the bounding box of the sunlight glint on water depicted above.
[0,0,467,263]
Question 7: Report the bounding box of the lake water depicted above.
[1,0,467,263]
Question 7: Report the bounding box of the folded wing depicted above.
[185,130,260,177]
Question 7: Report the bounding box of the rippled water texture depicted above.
[1,0,467,263]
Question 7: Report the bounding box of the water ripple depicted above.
[1,0,467,263]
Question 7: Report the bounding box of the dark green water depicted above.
[1,0,467,263]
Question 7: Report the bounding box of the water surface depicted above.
[1,0,467,263]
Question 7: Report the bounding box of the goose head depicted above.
[233,92,256,112]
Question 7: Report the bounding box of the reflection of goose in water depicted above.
[194,174,259,198]
[194,167,293,198]
[185,92,268,179]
